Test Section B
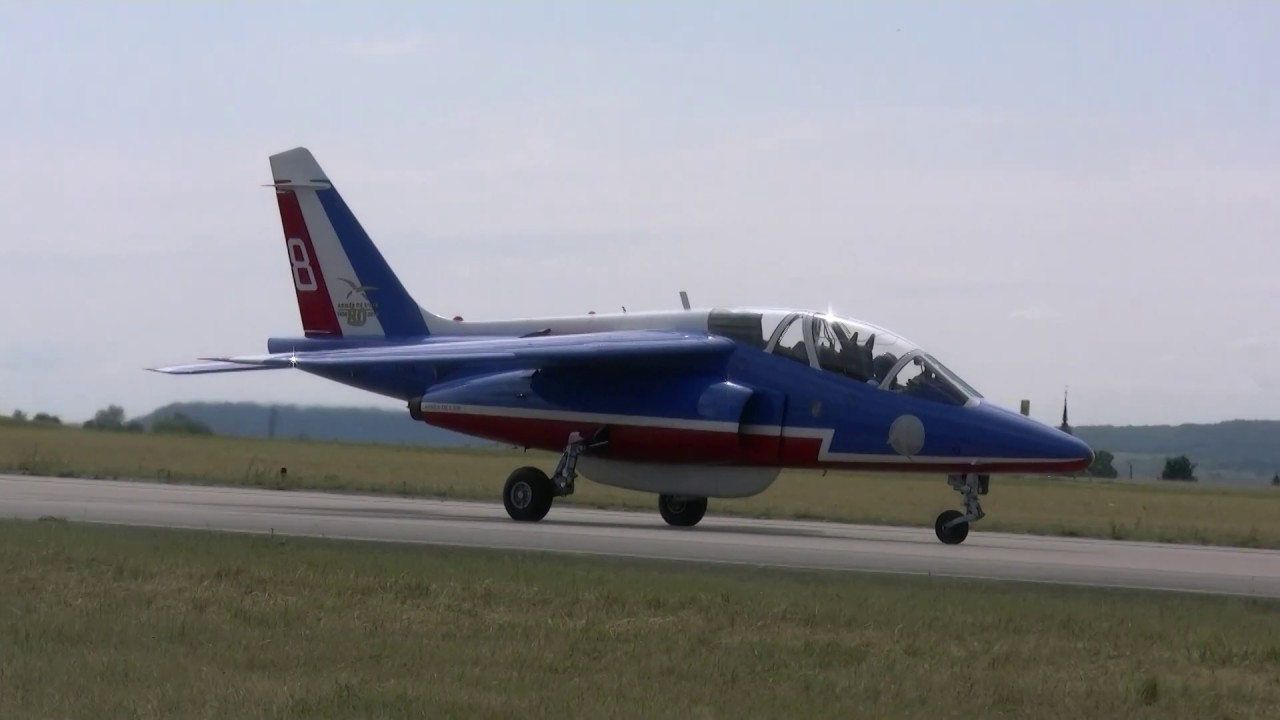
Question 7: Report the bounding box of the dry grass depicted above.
[1,519,1277,719]
[3,424,1280,548]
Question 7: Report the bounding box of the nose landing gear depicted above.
[935,473,988,545]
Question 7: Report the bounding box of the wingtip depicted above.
[146,365,191,375]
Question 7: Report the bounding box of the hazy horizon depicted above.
[2,3,1276,427]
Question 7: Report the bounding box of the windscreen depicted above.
[711,309,981,404]
[881,352,980,406]
[814,314,981,404]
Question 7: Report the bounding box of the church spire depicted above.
[1059,387,1072,435]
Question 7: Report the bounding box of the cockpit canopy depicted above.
[708,308,981,406]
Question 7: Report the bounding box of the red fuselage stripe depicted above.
[422,410,1091,474]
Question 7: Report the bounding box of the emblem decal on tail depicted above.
[337,277,378,300]
[336,277,378,327]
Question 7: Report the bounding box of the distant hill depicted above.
[138,402,1279,485]
[1073,421,1280,484]
[139,402,489,448]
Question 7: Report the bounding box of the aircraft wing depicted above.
[152,330,733,374]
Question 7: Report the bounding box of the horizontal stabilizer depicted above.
[207,330,733,370]
[148,360,289,375]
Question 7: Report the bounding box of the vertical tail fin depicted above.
[269,147,436,339]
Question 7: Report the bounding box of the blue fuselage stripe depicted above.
[316,185,429,338]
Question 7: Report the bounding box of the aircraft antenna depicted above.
[679,291,691,310]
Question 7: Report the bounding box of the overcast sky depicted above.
[1,3,1276,426]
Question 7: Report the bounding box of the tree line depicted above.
[1073,421,1280,477]
[1086,449,1276,483]
[7,405,213,436]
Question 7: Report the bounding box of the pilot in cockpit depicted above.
[872,352,899,387]
[829,323,875,382]
[901,357,966,404]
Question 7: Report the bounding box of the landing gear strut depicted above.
[502,429,608,522]
[935,473,988,545]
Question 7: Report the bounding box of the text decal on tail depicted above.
[286,238,318,290]
[276,190,342,336]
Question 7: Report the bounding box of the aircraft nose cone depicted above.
[1059,432,1094,471]
[972,402,1097,472]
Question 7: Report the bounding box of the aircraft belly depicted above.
[578,458,779,498]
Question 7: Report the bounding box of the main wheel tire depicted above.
[934,509,970,545]
[658,494,708,528]
[503,467,554,522]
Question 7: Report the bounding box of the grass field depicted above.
[2,519,1278,719]
[3,423,1280,548]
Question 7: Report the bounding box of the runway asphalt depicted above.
[2,474,1278,597]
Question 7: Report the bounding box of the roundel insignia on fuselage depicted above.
[888,415,925,457]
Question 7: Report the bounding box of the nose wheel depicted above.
[934,509,969,544]
[935,473,988,545]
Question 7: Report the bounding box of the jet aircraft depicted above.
[154,147,1094,545]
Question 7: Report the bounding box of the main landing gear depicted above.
[503,466,554,521]
[658,494,707,528]
[500,429,709,528]
[504,427,593,517]
[502,430,604,522]
[934,473,988,545]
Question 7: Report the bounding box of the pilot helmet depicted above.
[872,352,899,381]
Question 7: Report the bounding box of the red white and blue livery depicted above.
[154,147,1094,544]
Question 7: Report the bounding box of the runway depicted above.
[3,474,1278,597]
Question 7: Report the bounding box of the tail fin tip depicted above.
[269,147,330,187]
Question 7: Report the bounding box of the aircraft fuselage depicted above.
[267,307,1091,477]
